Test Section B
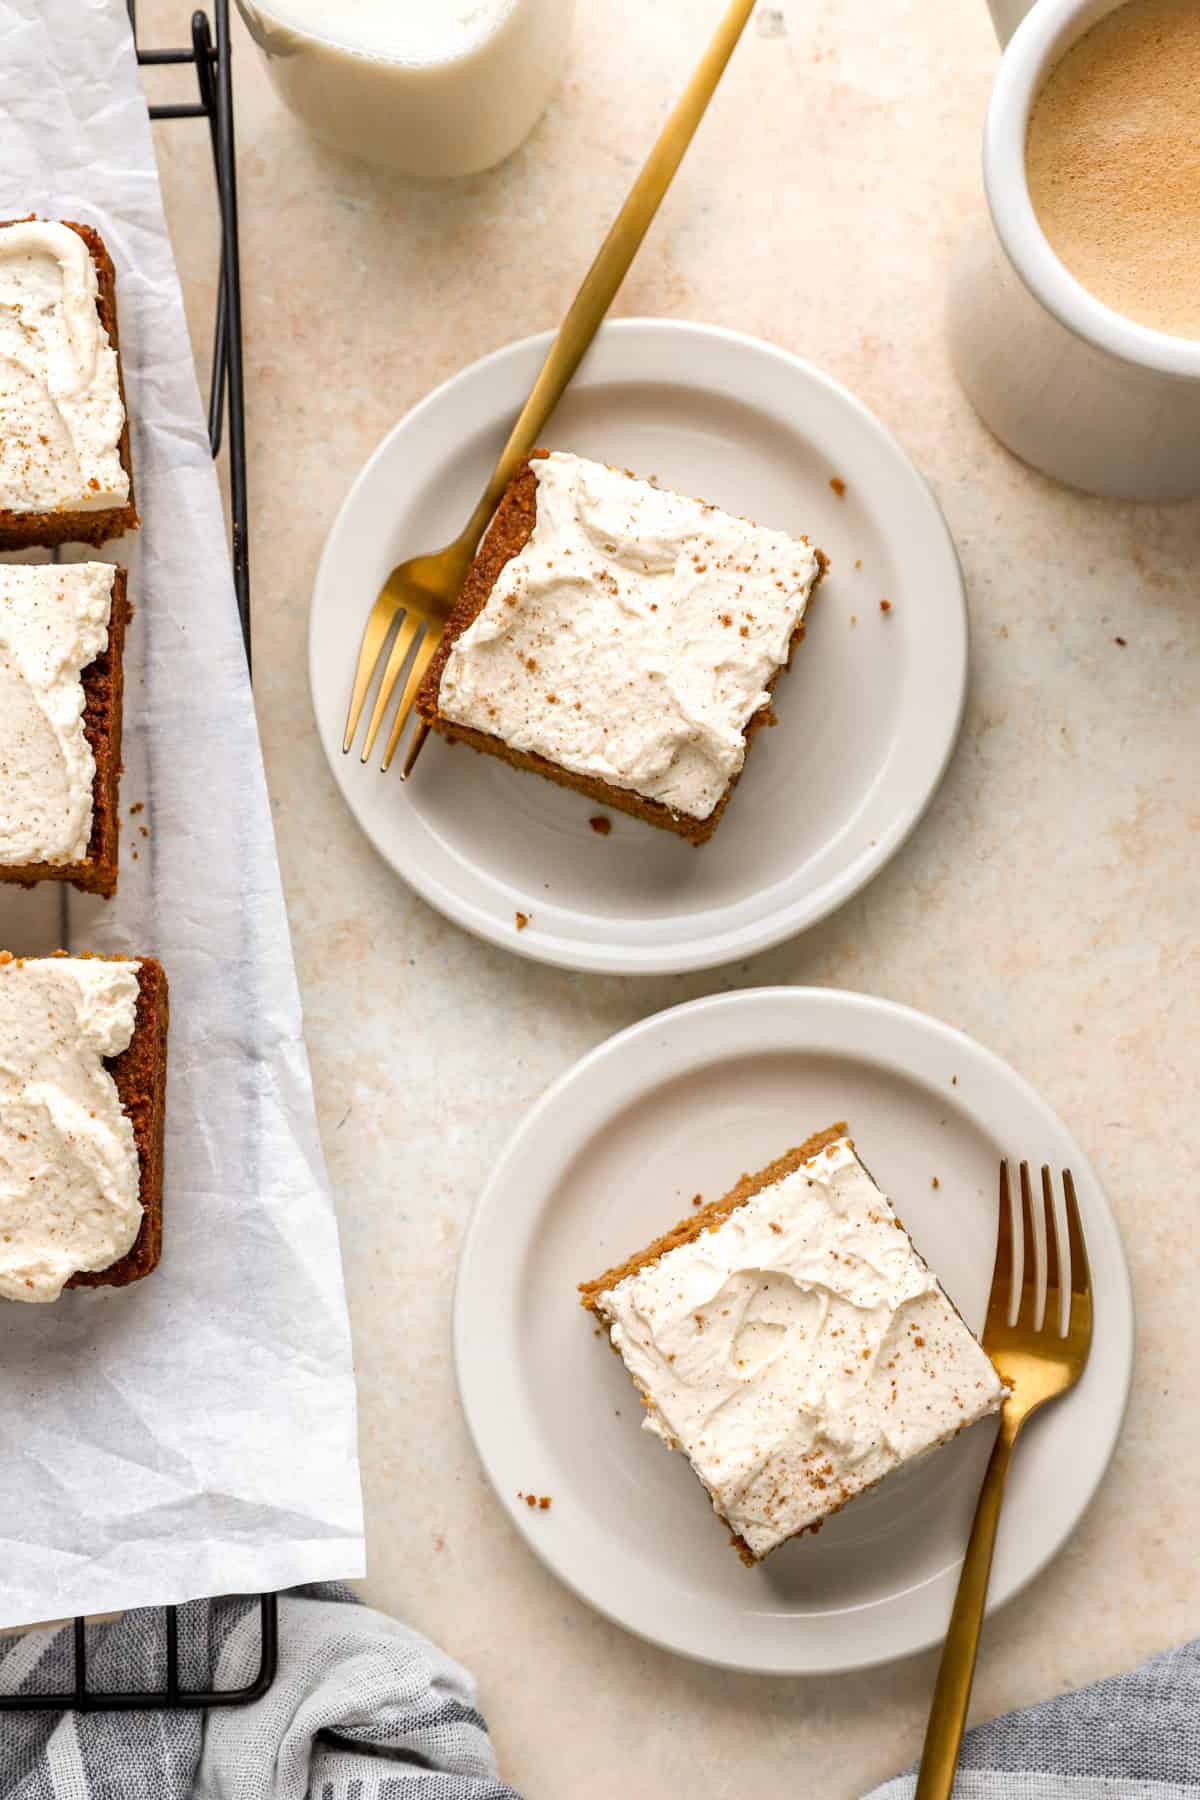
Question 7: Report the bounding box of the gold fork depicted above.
[341,0,758,777]
[915,1161,1094,1800]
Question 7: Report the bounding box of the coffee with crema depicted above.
[1026,0,1200,340]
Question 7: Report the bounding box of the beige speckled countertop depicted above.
[141,1,1199,1793]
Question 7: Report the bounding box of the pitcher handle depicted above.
[986,0,1038,47]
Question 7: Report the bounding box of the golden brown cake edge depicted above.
[579,1121,850,1311]
[67,955,168,1290]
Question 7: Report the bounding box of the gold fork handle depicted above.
[454,0,758,562]
[914,1420,1017,1800]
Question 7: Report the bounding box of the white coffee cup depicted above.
[948,0,1200,501]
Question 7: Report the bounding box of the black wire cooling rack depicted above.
[0,0,277,1713]
[135,0,251,663]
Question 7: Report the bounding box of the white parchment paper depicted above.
[0,0,365,1627]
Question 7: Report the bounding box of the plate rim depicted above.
[452,985,1135,1675]
[310,318,969,976]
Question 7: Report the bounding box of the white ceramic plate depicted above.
[453,988,1133,1675]
[310,321,967,974]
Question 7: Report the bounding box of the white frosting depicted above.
[0,563,114,867]
[597,1138,1005,1559]
[0,220,129,514]
[0,957,142,1303]
[438,452,821,821]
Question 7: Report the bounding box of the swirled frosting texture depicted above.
[0,956,142,1303]
[0,563,113,866]
[597,1138,1004,1558]
[438,452,820,820]
[0,220,129,514]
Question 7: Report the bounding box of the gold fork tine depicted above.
[989,1162,1015,1331]
[380,633,440,773]
[343,590,401,755]
[400,719,431,781]
[360,612,420,765]
[1017,1162,1039,1329]
[1041,1166,1062,1334]
[1063,1169,1093,1333]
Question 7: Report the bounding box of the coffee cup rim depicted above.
[984,0,1200,381]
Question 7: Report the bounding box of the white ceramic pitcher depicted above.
[948,0,1200,501]
[235,0,573,179]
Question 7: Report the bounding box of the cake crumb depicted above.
[850,613,857,625]
[515,912,530,931]
[951,1075,958,1086]
[538,1496,551,1510]
[854,558,862,569]
[129,802,144,816]
[589,815,612,836]
[931,1176,940,1189]
[879,598,892,614]
[829,476,847,497]
[1114,636,1127,647]
[691,1193,703,1207]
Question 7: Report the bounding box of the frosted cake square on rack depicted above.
[580,1123,1005,1563]
[418,450,826,843]
[0,218,137,549]
[0,953,168,1302]
[0,562,130,896]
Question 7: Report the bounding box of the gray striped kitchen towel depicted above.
[864,1637,1200,1799]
